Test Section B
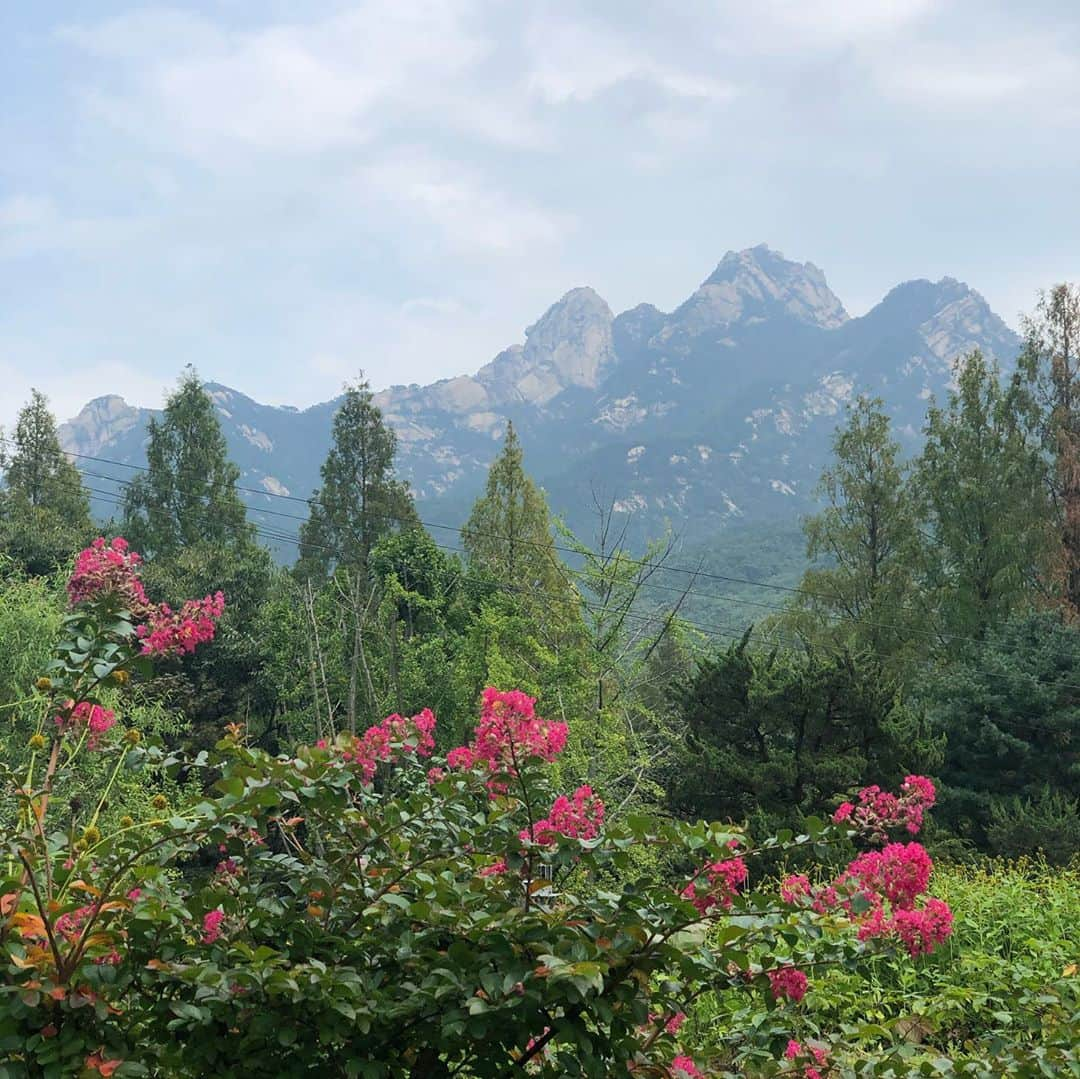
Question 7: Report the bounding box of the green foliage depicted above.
[922,609,1080,861]
[298,378,417,578]
[122,371,252,557]
[671,637,939,839]
[0,390,92,576]
[692,860,1080,1076]
[790,396,921,668]
[913,351,1051,641]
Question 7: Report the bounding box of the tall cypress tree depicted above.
[122,370,250,557]
[298,379,416,577]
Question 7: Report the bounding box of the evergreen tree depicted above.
[1018,282,1080,610]
[3,389,89,519]
[462,422,568,600]
[914,351,1051,640]
[924,609,1080,862]
[298,379,416,577]
[790,396,920,663]
[671,636,936,837]
[122,371,250,557]
[0,390,92,575]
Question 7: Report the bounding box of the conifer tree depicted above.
[122,370,250,557]
[792,396,919,663]
[914,350,1051,639]
[0,390,92,574]
[462,422,567,598]
[3,389,89,521]
[1018,283,1080,611]
[298,378,417,577]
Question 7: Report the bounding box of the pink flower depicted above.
[785,1040,803,1060]
[665,1012,686,1035]
[426,767,446,785]
[478,860,508,878]
[523,786,605,846]
[54,701,116,748]
[446,745,475,770]
[126,889,141,901]
[843,842,933,910]
[832,802,854,823]
[768,966,809,1004]
[201,908,225,944]
[329,709,440,784]
[888,897,954,956]
[680,857,748,915]
[671,1056,704,1078]
[137,592,225,658]
[780,874,811,904]
[837,776,937,840]
[67,537,152,615]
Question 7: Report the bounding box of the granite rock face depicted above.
[60,246,1020,549]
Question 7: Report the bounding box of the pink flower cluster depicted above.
[55,700,117,748]
[680,854,748,915]
[202,909,225,944]
[55,904,96,939]
[768,966,809,1004]
[67,538,227,660]
[320,708,437,784]
[137,592,225,657]
[523,785,604,846]
[785,1039,829,1079]
[832,775,936,839]
[778,779,953,958]
[67,537,151,616]
[671,1056,705,1079]
[446,688,568,794]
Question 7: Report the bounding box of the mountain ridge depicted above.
[59,245,1019,548]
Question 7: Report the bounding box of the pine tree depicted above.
[462,422,568,598]
[791,396,920,663]
[298,379,417,577]
[914,350,1051,639]
[122,370,250,557]
[1018,283,1080,611]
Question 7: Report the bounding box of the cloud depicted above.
[527,14,736,106]
[61,2,491,157]
[357,153,574,257]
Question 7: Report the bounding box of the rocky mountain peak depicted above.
[59,394,143,457]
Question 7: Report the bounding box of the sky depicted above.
[2,0,1079,431]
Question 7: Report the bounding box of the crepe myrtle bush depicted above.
[1,541,953,1078]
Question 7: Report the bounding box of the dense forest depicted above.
[1,285,1079,1076]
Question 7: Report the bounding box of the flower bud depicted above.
[151,794,168,810]
[119,816,134,829]
[81,826,101,846]
[124,729,142,745]
[35,677,52,691]
[28,733,47,751]
[111,669,130,685]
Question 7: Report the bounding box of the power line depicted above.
[81,487,1080,703]
[70,452,1031,657]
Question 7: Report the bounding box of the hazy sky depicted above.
[2,0,1078,430]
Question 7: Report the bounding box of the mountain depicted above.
[60,245,1020,555]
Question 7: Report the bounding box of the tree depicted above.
[122,370,250,557]
[463,422,569,601]
[298,379,416,578]
[913,351,1051,640]
[671,637,937,838]
[790,396,920,665]
[0,390,92,574]
[1018,283,1080,610]
[924,609,1080,861]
